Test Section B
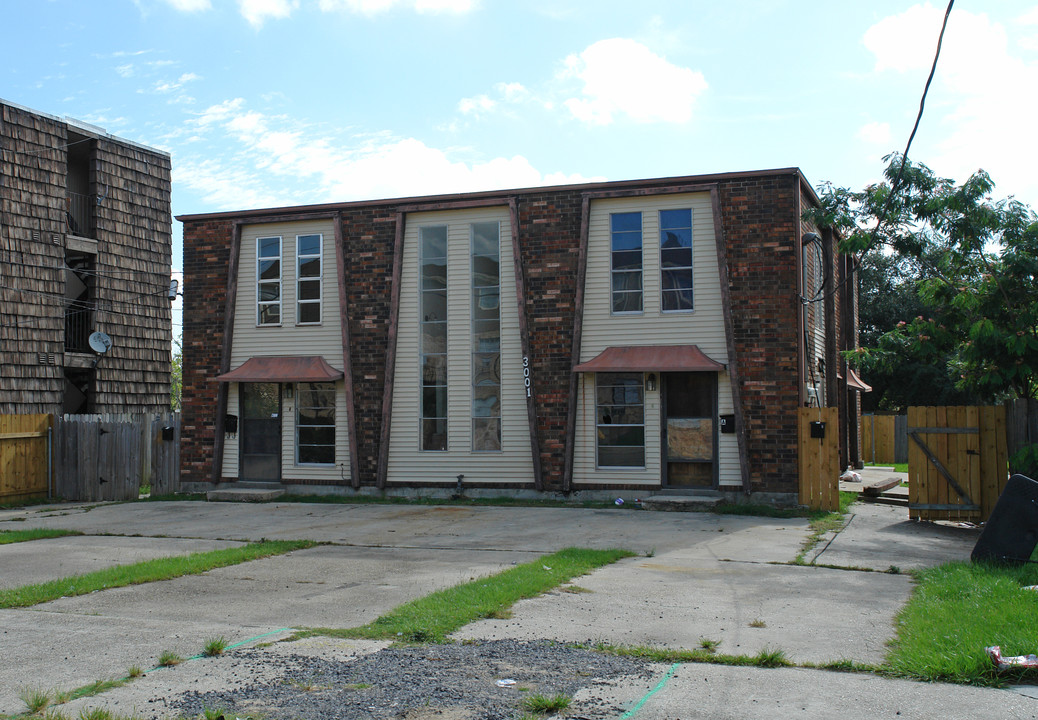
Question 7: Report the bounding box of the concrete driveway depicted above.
[0,495,1030,719]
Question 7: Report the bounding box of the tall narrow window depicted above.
[257,236,281,325]
[471,221,501,452]
[297,233,322,324]
[596,372,645,467]
[659,209,693,312]
[420,225,448,451]
[296,382,335,464]
[611,212,642,313]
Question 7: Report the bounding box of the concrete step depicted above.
[206,487,285,503]
[640,491,724,512]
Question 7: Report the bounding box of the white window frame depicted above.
[256,236,282,326]
[296,233,323,325]
[419,224,449,452]
[659,208,694,313]
[471,221,502,452]
[595,372,646,469]
[610,212,643,315]
[295,381,336,465]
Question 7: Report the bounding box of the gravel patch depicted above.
[170,639,653,720]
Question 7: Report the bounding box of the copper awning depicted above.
[573,345,725,373]
[845,367,872,392]
[215,356,344,383]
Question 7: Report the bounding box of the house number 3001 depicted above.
[522,356,532,398]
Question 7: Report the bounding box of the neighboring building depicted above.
[179,168,862,503]
[0,99,173,415]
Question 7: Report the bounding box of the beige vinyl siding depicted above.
[574,193,740,487]
[387,207,535,484]
[222,219,349,482]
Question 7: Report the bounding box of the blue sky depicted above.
[5,1,1038,338]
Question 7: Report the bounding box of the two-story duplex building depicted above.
[179,168,863,504]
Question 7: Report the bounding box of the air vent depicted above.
[52,234,61,245]
[32,231,41,242]
[37,353,57,366]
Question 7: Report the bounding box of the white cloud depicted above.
[458,94,495,116]
[238,0,298,27]
[178,100,601,210]
[155,73,199,93]
[164,0,211,10]
[864,4,1038,204]
[317,0,474,14]
[856,121,891,145]
[458,82,533,118]
[559,39,707,125]
[116,64,134,78]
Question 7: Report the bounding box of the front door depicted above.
[240,382,281,482]
[663,372,717,488]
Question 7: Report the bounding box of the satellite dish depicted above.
[88,331,112,354]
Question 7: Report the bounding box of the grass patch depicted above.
[520,693,571,714]
[202,636,228,657]
[158,650,183,667]
[297,547,633,643]
[886,560,1038,684]
[20,685,52,714]
[596,642,792,668]
[0,540,316,609]
[0,528,83,544]
[792,497,856,565]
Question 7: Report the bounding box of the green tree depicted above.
[808,154,1038,404]
[171,335,182,411]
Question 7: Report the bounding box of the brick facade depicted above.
[180,168,856,496]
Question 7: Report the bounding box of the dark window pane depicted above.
[472,289,500,319]
[472,385,501,417]
[259,259,280,280]
[421,226,447,259]
[422,419,447,451]
[599,425,645,447]
[421,260,447,289]
[299,426,335,446]
[612,291,642,313]
[598,446,645,467]
[611,230,642,252]
[612,250,642,270]
[597,404,644,425]
[662,269,693,290]
[299,444,334,464]
[298,302,320,323]
[298,279,321,300]
[661,228,692,249]
[422,354,448,385]
[259,237,280,258]
[661,247,692,268]
[258,282,280,301]
[299,257,321,278]
[611,212,641,232]
[298,383,335,408]
[258,304,280,324]
[663,289,694,312]
[611,271,643,292]
[472,255,500,287]
[422,386,448,417]
[659,209,691,230]
[473,418,501,451]
[421,323,447,353]
[297,234,321,256]
[472,320,500,352]
[472,353,501,385]
[471,222,499,256]
[422,290,447,322]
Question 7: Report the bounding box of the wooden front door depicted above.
[663,372,717,487]
[240,382,281,482]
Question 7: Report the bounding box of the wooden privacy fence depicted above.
[0,414,52,501]
[861,414,908,465]
[54,413,181,501]
[798,406,840,511]
[907,406,1008,522]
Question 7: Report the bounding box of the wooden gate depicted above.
[799,406,840,511]
[0,414,52,501]
[907,406,1008,522]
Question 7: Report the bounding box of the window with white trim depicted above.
[610,212,642,313]
[420,225,448,451]
[596,372,645,467]
[257,236,281,325]
[659,209,693,312]
[471,221,501,452]
[297,234,322,324]
[296,382,335,464]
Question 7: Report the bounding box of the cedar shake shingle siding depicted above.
[0,100,172,416]
[179,168,858,501]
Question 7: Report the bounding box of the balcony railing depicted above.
[65,305,93,353]
[66,192,94,239]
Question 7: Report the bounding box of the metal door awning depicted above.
[215,356,344,382]
[573,345,725,373]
